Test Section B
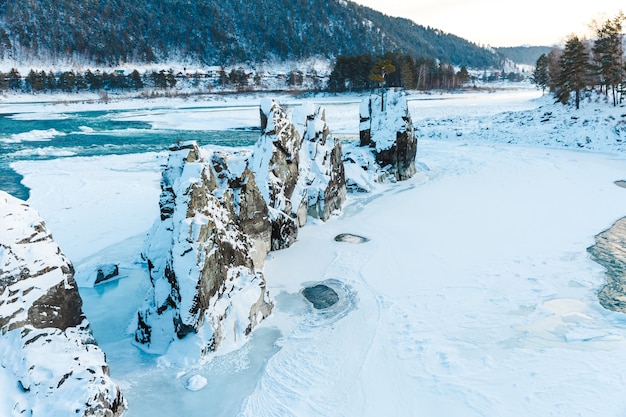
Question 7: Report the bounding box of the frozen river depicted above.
[10,87,626,416]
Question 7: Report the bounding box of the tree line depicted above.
[0,67,321,94]
[532,12,625,109]
[328,52,472,92]
[0,69,177,93]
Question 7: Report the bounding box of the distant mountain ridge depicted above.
[495,46,553,66]
[0,0,499,68]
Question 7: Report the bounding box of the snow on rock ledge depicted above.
[250,99,346,249]
[359,88,417,181]
[135,142,273,360]
[0,191,125,417]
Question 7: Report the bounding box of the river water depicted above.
[0,106,260,200]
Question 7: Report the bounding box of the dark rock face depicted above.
[588,217,626,312]
[136,142,273,357]
[0,191,125,417]
[296,104,347,222]
[95,264,119,285]
[334,233,370,243]
[359,89,417,181]
[302,284,339,309]
[251,98,304,249]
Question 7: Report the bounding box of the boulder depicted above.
[359,88,417,181]
[0,191,125,417]
[135,142,273,358]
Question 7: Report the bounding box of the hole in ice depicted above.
[302,284,339,309]
[334,233,369,243]
[615,180,626,188]
[185,374,207,391]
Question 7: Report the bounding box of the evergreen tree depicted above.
[555,36,590,109]
[532,53,550,94]
[369,59,396,111]
[457,66,470,85]
[0,71,9,91]
[8,68,20,90]
[592,12,625,106]
[547,48,562,92]
[26,69,45,92]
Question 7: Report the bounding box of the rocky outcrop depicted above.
[250,99,346,249]
[136,99,347,361]
[293,103,347,222]
[588,217,626,312]
[250,98,305,249]
[0,191,125,417]
[359,88,417,181]
[135,142,273,358]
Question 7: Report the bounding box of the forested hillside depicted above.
[0,0,499,68]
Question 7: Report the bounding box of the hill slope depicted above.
[0,0,499,68]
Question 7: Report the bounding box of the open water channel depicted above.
[0,103,262,200]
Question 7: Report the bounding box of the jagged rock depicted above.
[588,217,626,312]
[293,103,347,222]
[250,98,304,249]
[0,191,125,417]
[135,142,273,358]
[250,99,346,246]
[359,88,418,181]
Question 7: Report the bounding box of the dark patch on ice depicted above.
[302,284,339,309]
[334,233,369,243]
[614,180,626,188]
[298,280,357,325]
[95,264,119,285]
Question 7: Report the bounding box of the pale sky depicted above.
[352,0,624,47]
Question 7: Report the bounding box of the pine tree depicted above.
[8,68,21,90]
[592,12,625,106]
[555,36,590,109]
[532,53,550,94]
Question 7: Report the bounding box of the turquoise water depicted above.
[0,109,260,200]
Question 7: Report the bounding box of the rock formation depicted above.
[359,88,417,181]
[136,99,347,360]
[0,191,125,417]
[250,98,346,249]
[588,217,626,312]
[135,142,273,357]
[293,103,347,222]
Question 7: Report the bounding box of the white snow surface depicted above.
[9,87,626,416]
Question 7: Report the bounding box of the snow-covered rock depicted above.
[359,88,418,181]
[292,103,346,221]
[135,141,273,359]
[0,191,125,417]
[250,98,305,249]
[250,98,346,249]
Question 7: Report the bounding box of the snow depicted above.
[7,87,626,416]
[1,128,66,143]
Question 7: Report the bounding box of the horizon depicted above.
[352,0,624,47]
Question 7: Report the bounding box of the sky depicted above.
[352,0,624,47]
